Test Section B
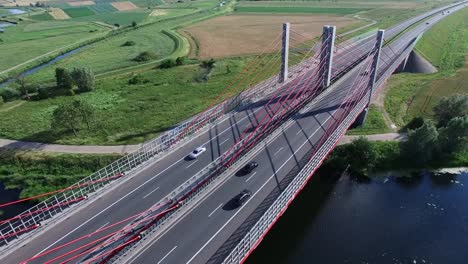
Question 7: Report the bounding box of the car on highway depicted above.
[187,146,206,159]
[234,189,252,207]
[240,161,258,174]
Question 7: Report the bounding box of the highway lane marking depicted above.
[273,147,284,156]
[296,130,302,135]
[208,203,223,218]
[185,160,199,169]
[143,186,160,199]
[219,138,230,146]
[185,112,336,264]
[35,105,264,255]
[245,172,257,182]
[157,246,177,264]
[95,222,109,233]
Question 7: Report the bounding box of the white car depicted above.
[188,146,206,159]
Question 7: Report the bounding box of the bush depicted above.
[0,87,21,101]
[176,57,186,66]
[159,59,175,69]
[134,51,157,62]
[37,86,51,100]
[128,75,148,85]
[201,59,216,69]
[122,40,136,47]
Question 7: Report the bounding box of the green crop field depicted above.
[30,12,55,21]
[89,3,118,14]
[71,10,150,25]
[0,21,108,75]
[63,7,96,18]
[235,6,368,14]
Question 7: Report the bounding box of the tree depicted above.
[433,94,468,127]
[51,102,81,136]
[0,87,21,102]
[72,99,95,129]
[122,40,136,47]
[71,68,95,92]
[159,59,176,69]
[401,120,438,164]
[131,21,137,27]
[346,137,378,175]
[437,116,468,154]
[55,67,73,90]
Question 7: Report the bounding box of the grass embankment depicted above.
[0,150,121,200]
[0,57,265,145]
[385,8,468,127]
[346,105,391,135]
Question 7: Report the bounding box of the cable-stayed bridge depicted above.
[1,2,467,263]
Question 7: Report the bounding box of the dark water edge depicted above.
[246,169,468,264]
[0,183,34,221]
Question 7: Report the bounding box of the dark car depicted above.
[235,189,252,206]
[240,161,258,174]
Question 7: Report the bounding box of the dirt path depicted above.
[0,138,140,154]
[372,81,398,132]
[0,133,406,154]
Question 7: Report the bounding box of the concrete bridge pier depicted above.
[354,29,385,127]
[279,22,290,83]
[319,25,336,88]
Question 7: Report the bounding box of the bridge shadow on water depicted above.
[206,144,345,264]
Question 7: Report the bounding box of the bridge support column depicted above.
[355,29,385,127]
[279,22,290,83]
[319,25,336,88]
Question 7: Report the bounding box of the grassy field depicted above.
[30,11,55,21]
[0,20,109,76]
[71,9,151,25]
[235,6,368,14]
[347,105,391,135]
[0,56,262,144]
[63,7,96,18]
[181,14,357,58]
[22,9,221,84]
[384,8,468,127]
[0,150,121,204]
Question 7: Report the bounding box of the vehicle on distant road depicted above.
[234,189,252,207]
[187,146,206,159]
[240,161,258,175]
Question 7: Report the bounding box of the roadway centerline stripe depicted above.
[273,147,284,156]
[143,187,160,199]
[92,222,109,235]
[157,245,177,264]
[185,111,337,264]
[185,160,199,169]
[219,138,230,146]
[208,203,223,218]
[245,172,257,182]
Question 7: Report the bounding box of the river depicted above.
[246,169,468,264]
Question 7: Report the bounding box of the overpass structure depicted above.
[0,2,467,263]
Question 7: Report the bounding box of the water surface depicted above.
[247,169,468,264]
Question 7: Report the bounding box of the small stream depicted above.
[0,46,85,88]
